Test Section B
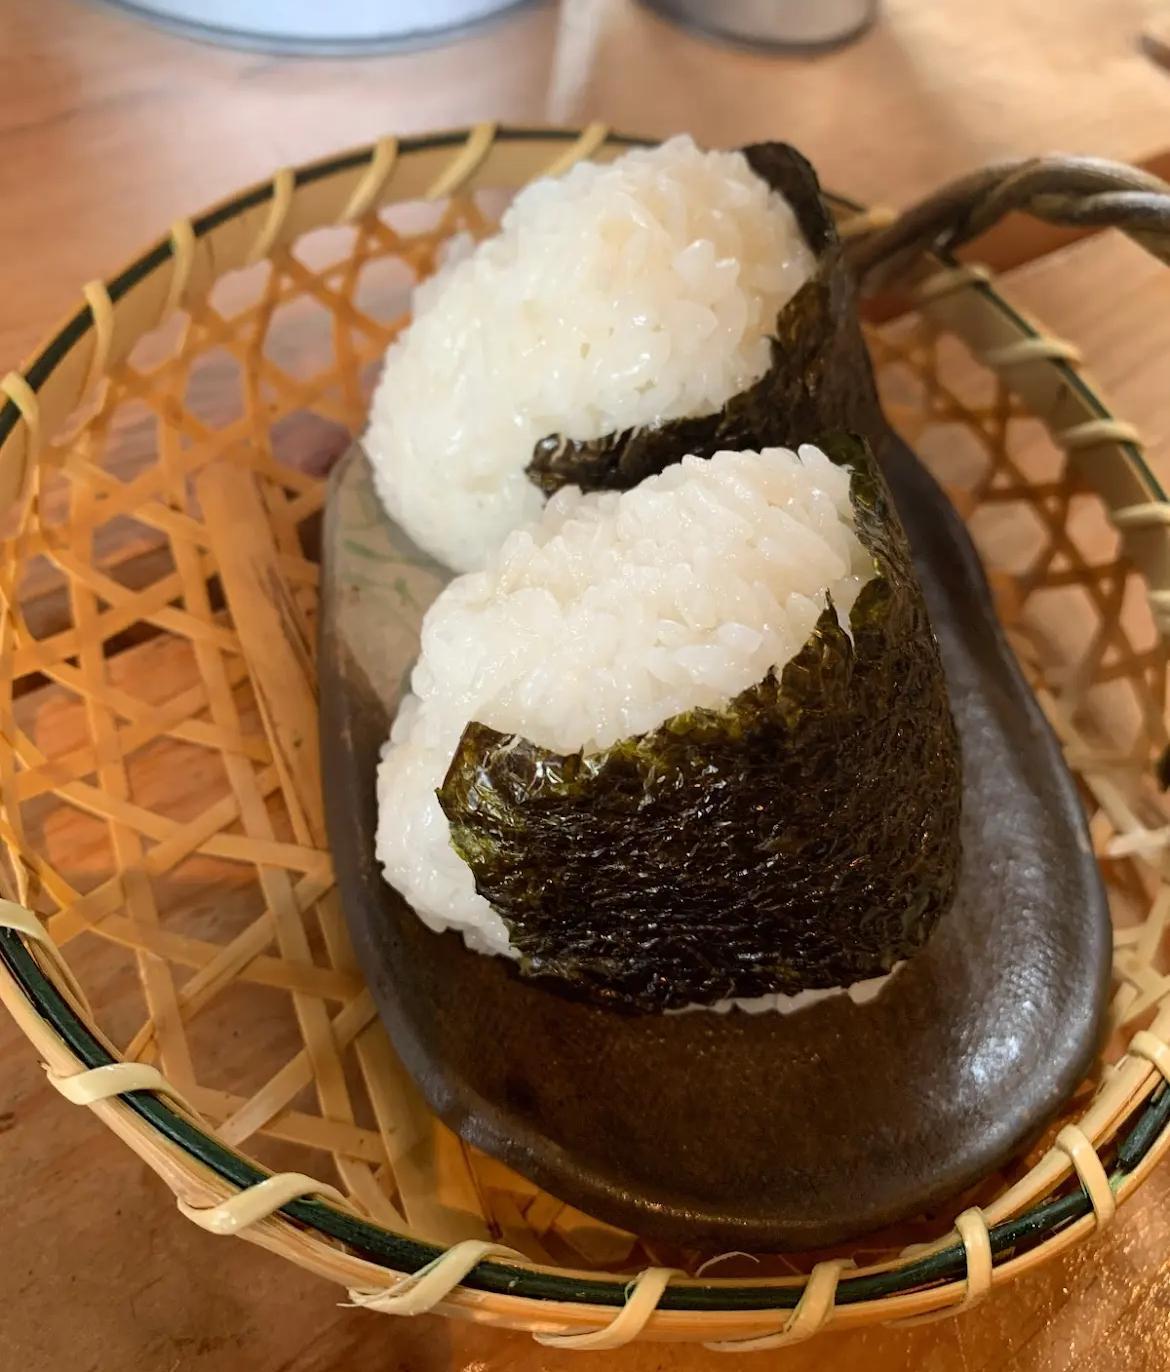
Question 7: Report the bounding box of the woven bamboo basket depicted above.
[3,124,1170,1351]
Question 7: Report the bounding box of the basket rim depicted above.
[6,925,1169,1312]
[1,123,1168,1320]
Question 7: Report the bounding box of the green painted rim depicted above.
[3,928,1167,1310]
[2,125,1166,1314]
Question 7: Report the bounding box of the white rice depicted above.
[364,135,815,573]
[669,964,904,1016]
[376,444,874,996]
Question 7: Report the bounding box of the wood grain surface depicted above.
[3,0,1170,367]
[2,0,1170,1368]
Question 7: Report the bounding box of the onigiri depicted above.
[375,438,961,1013]
[363,136,815,573]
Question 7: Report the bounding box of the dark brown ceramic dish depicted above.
[319,439,1111,1250]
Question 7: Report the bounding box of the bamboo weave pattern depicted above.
[0,133,1169,1338]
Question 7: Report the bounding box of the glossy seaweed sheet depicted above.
[439,434,962,1013]
[526,142,887,497]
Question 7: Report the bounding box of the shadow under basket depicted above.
[1,126,1170,1349]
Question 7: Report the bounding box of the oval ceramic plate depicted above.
[319,436,1111,1250]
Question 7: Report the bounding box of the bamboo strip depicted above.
[187,462,394,1220]
[69,453,196,1089]
[198,459,487,1241]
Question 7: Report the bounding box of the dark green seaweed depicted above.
[526,143,886,497]
[439,434,962,1013]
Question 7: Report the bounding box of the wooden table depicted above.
[2,1,1170,1368]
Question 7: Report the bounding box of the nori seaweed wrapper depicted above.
[439,434,962,1014]
[526,143,886,498]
